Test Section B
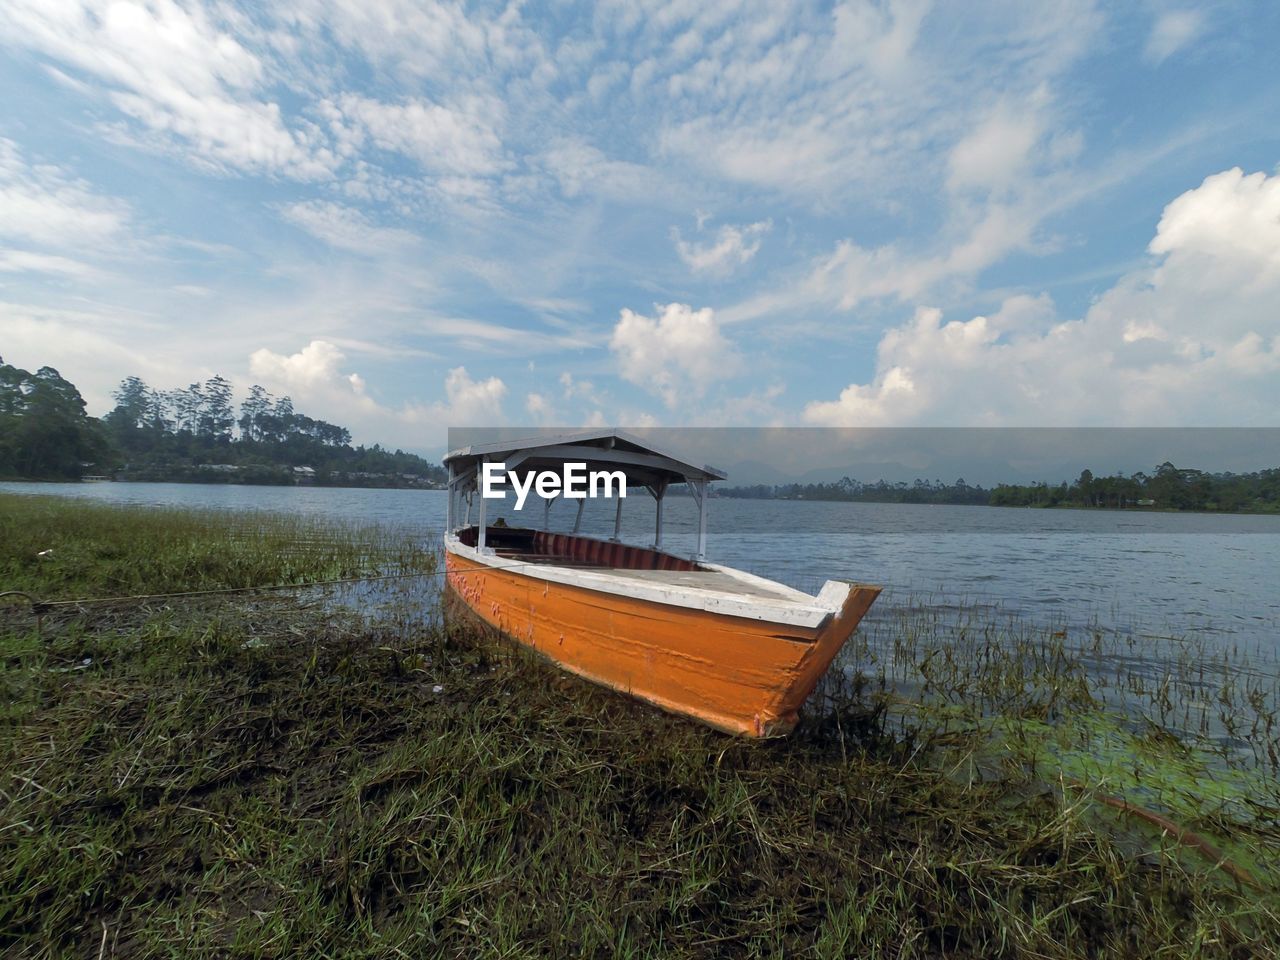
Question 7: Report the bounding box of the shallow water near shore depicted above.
[5,480,1277,650]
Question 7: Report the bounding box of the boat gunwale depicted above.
[444,532,846,630]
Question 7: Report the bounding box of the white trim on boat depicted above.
[444,534,845,630]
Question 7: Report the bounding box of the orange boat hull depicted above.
[444,549,881,737]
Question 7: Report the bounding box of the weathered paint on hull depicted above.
[444,549,881,737]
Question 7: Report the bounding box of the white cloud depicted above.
[610,302,737,408]
[717,88,1077,322]
[443,366,507,423]
[658,1,1101,200]
[0,0,332,178]
[1148,167,1280,276]
[279,200,419,255]
[525,391,554,423]
[0,249,107,281]
[541,138,660,200]
[947,102,1043,195]
[662,117,847,198]
[672,219,771,276]
[559,371,603,407]
[249,339,373,402]
[0,139,130,250]
[406,366,507,425]
[791,199,1043,313]
[0,2,531,206]
[804,168,1280,426]
[803,307,1003,426]
[823,0,928,79]
[1145,9,1205,65]
[0,300,176,413]
[249,341,507,439]
[415,316,589,355]
[327,94,508,178]
[287,0,547,85]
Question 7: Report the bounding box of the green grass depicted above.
[0,493,435,599]
[2,494,1277,957]
[840,601,1280,897]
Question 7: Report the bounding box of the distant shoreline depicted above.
[0,475,443,492]
[713,496,1280,516]
[714,465,1280,516]
[6,476,1278,516]
[713,493,1279,516]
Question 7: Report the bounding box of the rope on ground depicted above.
[1,590,48,638]
[0,591,43,611]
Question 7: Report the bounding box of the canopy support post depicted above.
[543,496,552,530]
[647,480,668,550]
[612,493,623,541]
[445,462,454,532]
[689,480,708,561]
[477,457,488,552]
[573,497,585,534]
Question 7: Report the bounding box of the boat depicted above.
[441,430,881,737]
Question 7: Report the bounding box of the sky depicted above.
[1,1,1279,459]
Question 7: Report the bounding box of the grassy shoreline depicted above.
[2,494,1277,957]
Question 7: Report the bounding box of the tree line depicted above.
[5,354,1275,510]
[0,356,445,486]
[719,477,991,505]
[1,359,111,479]
[987,465,1279,512]
[717,463,1280,513]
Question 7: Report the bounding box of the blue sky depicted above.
[1,1,1278,457]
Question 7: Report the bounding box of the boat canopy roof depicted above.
[444,428,726,490]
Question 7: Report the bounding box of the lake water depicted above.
[3,481,1278,660]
